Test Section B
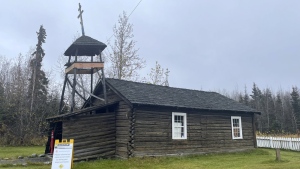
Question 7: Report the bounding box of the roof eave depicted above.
[46,101,119,122]
[131,102,261,114]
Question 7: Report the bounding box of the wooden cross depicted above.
[78,3,85,36]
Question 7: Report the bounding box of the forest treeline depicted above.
[0,54,60,145]
[222,84,300,134]
[1,50,300,145]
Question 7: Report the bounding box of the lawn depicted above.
[0,146,44,159]
[0,147,299,169]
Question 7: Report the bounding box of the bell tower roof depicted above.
[64,35,107,56]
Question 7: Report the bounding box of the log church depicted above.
[46,77,260,160]
[45,3,260,161]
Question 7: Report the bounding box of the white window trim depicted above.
[231,116,243,139]
[172,112,187,140]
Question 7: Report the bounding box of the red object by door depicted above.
[50,130,54,154]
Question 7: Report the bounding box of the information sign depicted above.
[51,139,74,169]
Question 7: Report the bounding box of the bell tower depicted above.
[59,3,107,113]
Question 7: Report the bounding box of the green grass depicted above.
[0,146,44,159]
[0,148,300,169]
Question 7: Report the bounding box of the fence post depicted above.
[289,138,293,150]
[270,137,273,148]
[275,149,281,161]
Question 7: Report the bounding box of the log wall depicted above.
[62,87,132,160]
[95,86,132,158]
[133,107,255,157]
[115,101,131,158]
[63,112,116,161]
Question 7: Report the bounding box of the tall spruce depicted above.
[250,83,263,132]
[262,88,275,132]
[274,93,284,131]
[243,86,250,106]
[250,83,262,110]
[29,25,48,111]
[290,87,300,131]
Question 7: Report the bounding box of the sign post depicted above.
[51,139,74,169]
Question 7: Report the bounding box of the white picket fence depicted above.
[256,136,300,151]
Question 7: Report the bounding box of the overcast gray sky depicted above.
[1,0,300,94]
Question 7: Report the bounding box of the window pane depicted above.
[233,119,239,127]
[174,115,184,127]
[233,128,240,137]
[174,127,181,138]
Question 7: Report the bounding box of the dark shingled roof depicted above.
[106,78,260,114]
[64,35,107,56]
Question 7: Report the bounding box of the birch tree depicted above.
[147,61,170,86]
[108,11,145,80]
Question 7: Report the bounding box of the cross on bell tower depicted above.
[78,3,85,36]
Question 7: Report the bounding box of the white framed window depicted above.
[231,116,243,139]
[172,112,187,139]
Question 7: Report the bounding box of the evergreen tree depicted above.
[274,93,284,132]
[250,83,263,132]
[250,83,262,110]
[238,93,244,104]
[28,25,48,112]
[290,87,300,131]
[243,86,250,106]
[262,88,275,132]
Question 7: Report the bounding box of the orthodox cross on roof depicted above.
[78,3,85,36]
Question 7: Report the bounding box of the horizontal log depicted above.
[116,120,130,126]
[75,143,115,154]
[75,148,115,158]
[63,125,115,134]
[116,127,129,133]
[116,130,130,135]
[75,150,115,161]
[133,147,254,157]
[115,152,128,159]
[67,131,115,140]
[116,138,129,143]
[133,141,254,149]
[75,138,115,147]
[133,140,254,149]
[68,113,115,121]
[74,139,116,150]
[116,146,127,152]
[135,128,170,133]
[65,122,115,128]
[65,117,115,125]
[64,127,115,137]
[135,137,170,142]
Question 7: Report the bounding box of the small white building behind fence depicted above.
[257,136,300,151]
